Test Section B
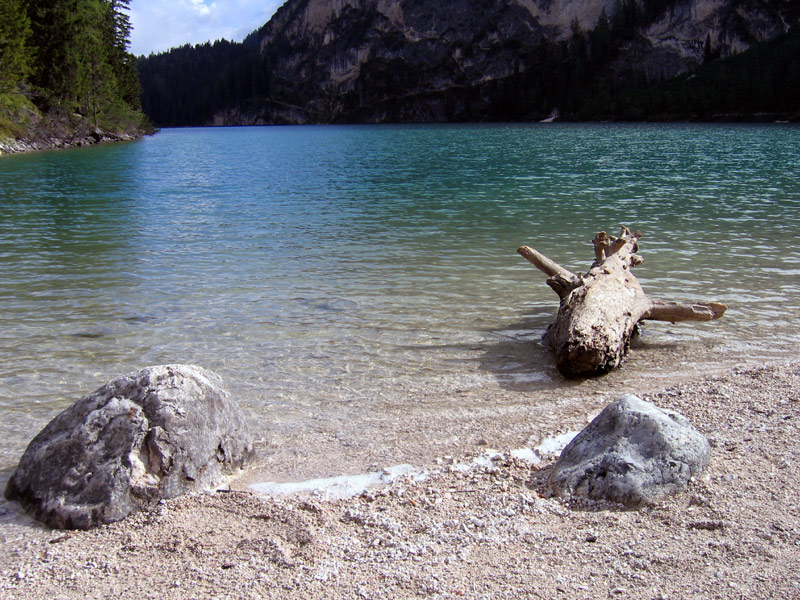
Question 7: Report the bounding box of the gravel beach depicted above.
[2,361,798,600]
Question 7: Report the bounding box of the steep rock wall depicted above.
[624,0,796,81]
[213,0,796,124]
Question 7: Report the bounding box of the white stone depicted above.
[4,365,254,529]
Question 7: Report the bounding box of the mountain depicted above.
[139,0,800,126]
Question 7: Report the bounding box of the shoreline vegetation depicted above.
[0,111,152,156]
[2,360,798,599]
[0,0,150,157]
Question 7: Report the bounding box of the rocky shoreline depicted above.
[1,361,798,599]
[0,106,154,156]
[0,129,146,155]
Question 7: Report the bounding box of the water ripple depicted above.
[1,123,799,467]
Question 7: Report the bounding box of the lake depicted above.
[1,123,799,475]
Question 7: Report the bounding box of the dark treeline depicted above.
[0,0,146,139]
[136,0,800,127]
[468,0,680,122]
[607,27,800,120]
[137,32,266,127]
[492,16,800,121]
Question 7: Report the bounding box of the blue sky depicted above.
[129,0,285,56]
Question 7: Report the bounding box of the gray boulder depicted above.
[4,365,255,529]
[548,394,709,507]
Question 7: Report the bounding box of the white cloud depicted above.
[189,0,214,17]
[129,0,285,56]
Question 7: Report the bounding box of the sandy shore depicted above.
[1,361,798,599]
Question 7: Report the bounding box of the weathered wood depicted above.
[516,245,581,297]
[518,226,727,378]
[645,300,728,322]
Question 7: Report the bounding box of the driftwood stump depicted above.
[518,226,726,378]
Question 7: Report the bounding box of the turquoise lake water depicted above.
[1,123,799,470]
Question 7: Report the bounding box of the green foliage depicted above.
[0,0,31,92]
[0,90,36,138]
[105,0,141,108]
[137,33,265,126]
[4,0,146,137]
[481,9,800,122]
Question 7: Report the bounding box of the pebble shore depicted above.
[2,362,798,599]
[0,131,141,155]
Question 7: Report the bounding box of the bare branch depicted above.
[547,274,583,298]
[645,300,728,322]
[593,231,610,261]
[517,246,578,282]
[592,226,642,264]
[608,236,628,256]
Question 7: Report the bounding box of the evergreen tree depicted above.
[14,0,141,126]
[0,0,31,92]
[24,0,80,104]
[76,0,115,122]
[105,0,140,107]
[137,36,265,126]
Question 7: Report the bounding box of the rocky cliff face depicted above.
[213,0,796,124]
[621,0,796,82]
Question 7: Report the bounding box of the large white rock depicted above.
[5,365,255,529]
[548,394,709,506]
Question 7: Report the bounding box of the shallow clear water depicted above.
[1,123,799,469]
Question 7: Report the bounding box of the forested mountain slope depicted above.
[138,0,800,126]
[0,0,150,153]
[138,33,264,128]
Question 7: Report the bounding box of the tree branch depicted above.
[592,226,642,263]
[644,300,728,322]
[517,246,577,280]
[517,246,581,298]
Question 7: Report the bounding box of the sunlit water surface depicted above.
[1,123,798,471]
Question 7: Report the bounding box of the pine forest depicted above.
[0,0,149,143]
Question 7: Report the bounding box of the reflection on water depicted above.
[1,123,799,469]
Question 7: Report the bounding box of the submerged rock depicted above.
[548,394,709,507]
[4,365,255,529]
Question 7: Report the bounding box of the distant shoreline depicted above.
[0,129,151,156]
[153,115,800,129]
[4,119,796,155]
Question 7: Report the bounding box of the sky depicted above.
[128,0,285,57]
